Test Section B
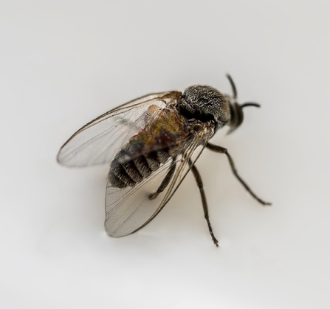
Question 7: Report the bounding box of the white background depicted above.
[1,1,329,308]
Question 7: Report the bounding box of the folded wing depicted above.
[105,125,213,237]
[57,91,182,167]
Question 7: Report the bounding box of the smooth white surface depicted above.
[1,1,329,308]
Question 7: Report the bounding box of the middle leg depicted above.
[189,159,219,247]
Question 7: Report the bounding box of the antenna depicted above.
[240,102,261,109]
[226,74,237,99]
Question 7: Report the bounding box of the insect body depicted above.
[57,75,271,246]
[108,102,190,188]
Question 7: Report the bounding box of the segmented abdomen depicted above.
[108,148,172,188]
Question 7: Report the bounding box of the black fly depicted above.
[57,74,271,247]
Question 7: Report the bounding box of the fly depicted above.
[57,74,271,247]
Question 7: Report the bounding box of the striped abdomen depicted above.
[108,148,172,188]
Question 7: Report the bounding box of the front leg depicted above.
[206,143,271,206]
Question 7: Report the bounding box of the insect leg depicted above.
[206,143,271,206]
[189,159,219,247]
[149,158,176,200]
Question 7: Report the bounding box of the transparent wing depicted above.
[105,124,214,237]
[57,91,182,167]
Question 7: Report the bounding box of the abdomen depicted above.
[108,148,172,188]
